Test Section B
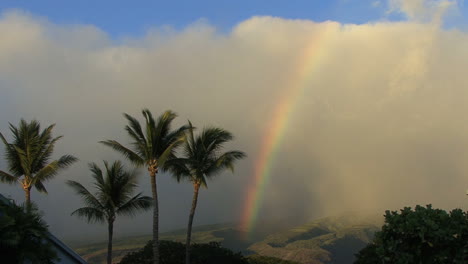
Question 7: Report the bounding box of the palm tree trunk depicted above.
[150,171,159,264]
[24,186,31,210]
[107,219,114,264]
[185,182,200,264]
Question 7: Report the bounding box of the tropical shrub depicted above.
[355,205,468,264]
[119,240,248,264]
[0,201,58,264]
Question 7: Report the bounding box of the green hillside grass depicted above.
[73,214,382,264]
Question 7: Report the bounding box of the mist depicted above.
[1,1,468,241]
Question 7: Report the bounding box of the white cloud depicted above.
[387,0,458,23]
[0,9,468,239]
[372,0,383,7]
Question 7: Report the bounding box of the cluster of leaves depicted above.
[355,205,468,264]
[246,255,300,264]
[0,201,58,264]
[119,240,298,264]
[119,240,247,264]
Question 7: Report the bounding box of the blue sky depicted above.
[2,0,467,37]
[0,0,392,37]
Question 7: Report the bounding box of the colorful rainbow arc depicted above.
[240,23,336,239]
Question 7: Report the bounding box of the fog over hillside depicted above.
[0,0,467,241]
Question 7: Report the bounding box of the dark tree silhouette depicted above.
[100,109,187,264]
[168,122,246,264]
[0,119,77,207]
[68,161,152,264]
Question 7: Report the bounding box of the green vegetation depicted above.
[246,255,301,264]
[0,201,58,264]
[119,240,299,264]
[355,205,468,264]
[101,109,188,264]
[67,161,152,264]
[73,215,381,264]
[167,122,246,264]
[0,119,77,206]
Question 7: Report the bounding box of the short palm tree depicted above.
[168,122,246,264]
[0,119,77,207]
[100,109,187,264]
[0,201,58,264]
[67,160,152,264]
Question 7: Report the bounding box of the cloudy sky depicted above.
[1,0,468,242]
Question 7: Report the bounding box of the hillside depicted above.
[248,214,382,264]
[73,214,382,264]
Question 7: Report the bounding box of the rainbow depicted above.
[240,23,336,239]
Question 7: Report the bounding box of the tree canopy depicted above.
[0,200,58,264]
[355,205,468,264]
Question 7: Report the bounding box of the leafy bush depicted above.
[119,240,299,264]
[355,205,468,264]
[119,240,248,264]
[246,255,300,264]
[0,201,58,264]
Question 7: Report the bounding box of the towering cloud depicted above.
[0,2,467,239]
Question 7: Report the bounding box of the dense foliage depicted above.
[246,255,301,264]
[355,205,468,264]
[0,201,58,264]
[119,240,248,264]
[119,240,299,264]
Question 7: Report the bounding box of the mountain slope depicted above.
[248,214,381,264]
[73,214,382,264]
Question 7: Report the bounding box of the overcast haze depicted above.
[1,0,468,242]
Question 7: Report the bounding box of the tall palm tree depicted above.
[100,109,187,264]
[168,122,246,264]
[0,119,77,207]
[67,160,152,264]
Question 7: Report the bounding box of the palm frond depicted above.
[30,135,62,173]
[165,158,192,182]
[89,162,107,199]
[173,124,246,189]
[158,134,186,170]
[69,161,149,226]
[100,140,145,166]
[116,193,152,216]
[124,113,146,143]
[12,145,30,176]
[57,154,78,168]
[34,181,48,194]
[202,127,233,154]
[66,180,104,210]
[206,150,246,176]
[153,110,179,156]
[0,132,23,177]
[71,207,106,224]
[142,109,157,154]
[0,170,18,184]
[32,155,77,184]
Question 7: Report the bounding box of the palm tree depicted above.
[0,119,77,207]
[168,122,246,264]
[100,109,187,264]
[67,160,152,264]
[0,200,58,264]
